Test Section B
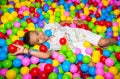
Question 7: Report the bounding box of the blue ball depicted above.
[80,64,89,72]
[43,4,49,12]
[0,39,6,47]
[45,58,52,64]
[103,50,111,57]
[2,46,8,54]
[62,60,70,72]
[0,50,7,61]
[101,9,106,14]
[13,58,22,67]
[106,5,112,12]
[88,67,96,76]
[76,54,83,62]
[8,8,14,13]
[43,42,50,49]
[58,74,62,79]
[117,40,120,46]
[106,27,112,32]
[39,58,45,63]
[39,15,44,20]
[36,8,42,14]
[44,29,52,37]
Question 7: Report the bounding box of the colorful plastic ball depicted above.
[39,45,48,52]
[115,52,120,60]
[38,21,44,28]
[57,54,65,63]
[14,22,20,28]
[32,17,38,23]
[109,66,118,75]
[4,22,12,29]
[39,71,48,79]
[73,73,80,79]
[52,51,59,59]
[17,30,25,37]
[61,45,68,52]
[95,75,104,79]
[96,68,104,76]
[68,55,76,63]
[6,29,12,35]
[82,55,91,64]
[105,58,114,66]
[23,74,32,79]
[104,72,114,79]
[8,44,17,53]
[96,62,104,69]
[0,68,8,77]
[88,67,96,76]
[53,67,59,74]
[0,76,4,79]
[100,55,107,64]
[20,67,29,75]
[44,13,50,19]
[0,52,7,61]
[76,54,83,62]
[3,59,12,68]
[45,58,52,64]
[22,58,30,66]
[29,6,35,13]
[62,74,71,79]
[80,64,89,72]
[44,29,52,37]
[6,70,16,79]
[48,72,58,79]
[62,60,70,72]
[30,56,39,64]
[0,39,6,46]
[75,48,81,55]
[44,64,53,73]
[70,64,78,73]
[0,32,4,38]
[13,58,22,67]
[14,40,24,45]
[84,41,91,47]
[39,63,46,71]
[59,37,67,45]
[30,67,40,77]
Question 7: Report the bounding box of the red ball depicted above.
[29,6,35,13]
[86,16,92,22]
[44,64,53,73]
[39,71,48,79]
[112,5,118,10]
[76,62,83,68]
[105,21,112,28]
[59,37,67,45]
[0,32,4,38]
[117,14,120,18]
[18,14,24,19]
[95,12,100,18]
[8,44,17,53]
[3,34,9,40]
[76,12,80,18]
[77,69,83,76]
[99,20,105,26]
[30,67,40,77]
[93,2,98,7]
[26,18,32,23]
[14,8,19,12]
[39,45,48,52]
[81,24,89,30]
[23,29,28,34]
[100,55,107,64]
[82,74,90,79]
[14,40,24,45]
[89,10,93,15]
[33,12,40,17]
[115,52,120,61]
[94,21,99,25]
[88,0,93,5]
[96,47,103,54]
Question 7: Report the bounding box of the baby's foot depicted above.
[73,20,84,26]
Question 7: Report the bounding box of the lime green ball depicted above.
[14,17,20,22]
[15,74,22,79]
[114,46,120,52]
[4,22,12,29]
[70,13,75,18]
[12,67,20,74]
[88,22,94,29]
[9,34,15,39]
[110,54,117,63]
[99,32,105,37]
[58,66,64,74]
[82,56,91,64]
[44,13,50,19]
[48,72,58,79]
[6,39,12,45]
[87,77,93,79]
[0,76,4,79]
[68,55,76,63]
[35,2,41,8]
[1,7,8,13]
[55,17,60,23]
[76,5,81,10]
[55,11,61,17]
[74,78,81,79]
[47,1,52,6]
[36,28,42,32]
[92,28,97,33]
[107,46,114,52]
[29,4,35,7]
[62,74,71,79]
[61,45,68,52]
[66,50,73,58]
[21,21,28,28]
[30,64,38,70]
[8,53,16,60]
[0,28,6,34]
[104,65,109,72]
[115,62,120,72]
[3,59,12,68]
[0,62,3,69]
[12,27,19,34]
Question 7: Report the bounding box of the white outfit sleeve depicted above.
[82,29,102,46]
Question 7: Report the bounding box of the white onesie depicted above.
[43,23,102,55]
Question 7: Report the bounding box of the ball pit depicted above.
[0,0,120,79]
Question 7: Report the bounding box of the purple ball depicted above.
[0,10,2,14]
[117,36,120,40]
[53,67,59,74]
[9,1,15,6]
[0,68,8,77]
[38,21,44,28]
[106,32,113,37]
[32,17,39,23]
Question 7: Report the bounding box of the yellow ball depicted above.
[65,72,72,78]
[114,75,120,79]
[83,41,91,48]
[6,70,16,79]
[91,18,97,23]
[70,6,75,11]
[109,66,118,75]
[30,0,35,2]
[23,11,29,16]
[1,16,8,23]
[21,2,26,6]
[33,45,40,50]
[112,26,118,32]
[113,32,119,37]
[92,56,100,63]
[7,4,14,8]
[50,15,54,20]
[52,3,57,8]
[25,1,31,7]
[11,11,18,17]
[102,1,109,6]
[49,19,54,23]
[14,0,20,3]
[52,59,59,67]
[92,50,101,56]
[8,14,14,21]
[55,8,60,12]
[11,35,19,42]
[102,26,107,32]
[48,10,53,15]
[20,67,29,75]
[66,17,72,21]
[114,9,120,16]
[17,30,25,37]
[15,3,21,8]
[80,3,84,8]
[60,16,66,21]
[96,25,103,33]
[28,23,34,27]
[95,75,104,79]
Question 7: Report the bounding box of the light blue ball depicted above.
[8,8,14,13]
[103,50,111,57]
[1,46,8,54]
[0,39,6,46]
[0,50,7,61]
[88,67,96,76]
[76,54,83,62]
[80,64,89,72]
[117,40,120,46]
[62,60,70,72]
[44,29,52,37]
[43,42,50,49]
[58,74,62,79]
[13,58,22,67]
[39,58,45,63]
[45,58,52,64]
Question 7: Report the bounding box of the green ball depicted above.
[30,64,38,70]
[0,76,4,79]
[35,2,41,8]
[24,44,30,49]
[99,32,105,37]
[9,34,15,39]
[66,50,73,58]
[6,39,12,45]
[1,7,8,13]
[21,21,28,28]
[36,28,42,32]
[82,56,91,64]
[55,11,61,17]
[114,46,120,52]
[62,74,71,79]
[104,65,109,72]
[87,77,93,79]
[0,28,6,34]
[61,45,68,52]
[48,72,58,79]
[76,5,81,10]
[68,55,76,63]
[107,46,114,52]
[44,13,50,19]
[0,62,3,69]
[8,53,16,60]
[70,13,75,18]
[110,54,117,64]
[58,66,64,74]
[92,28,97,33]
[47,1,52,6]
[88,22,94,29]
[74,78,81,79]
[115,62,120,72]
[12,27,19,34]
[15,74,22,79]
[14,17,20,22]
[55,17,60,23]
[12,67,20,74]
[3,59,12,68]
[4,22,12,29]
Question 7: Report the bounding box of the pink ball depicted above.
[105,58,114,67]
[39,63,46,71]
[85,47,93,55]
[98,2,103,8]
[0,68,8,77]
[17,55,24,60]
[70,23,76,28]
[80,15,86,20]
[6,29,12,35]
[57,54,65,63]
[104,72,114,79]
[96,0,100,3]
[22,74,32,79]
[75,48,81,55]
[96,68,104,76]
[109,0,114,5]
[52,52,59,59]
[14,22,20,28]
[112,22,118,26]
[73,17,78,20]
[73,73,80,78]
[70,64,78,73]
[21,6,27,11]
[18,10,23,14]
[96,62,104,69]
[30,56,39,64]
[64,11,70,17]
[22,58,30,66]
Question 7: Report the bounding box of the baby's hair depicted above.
[23,31,32,46]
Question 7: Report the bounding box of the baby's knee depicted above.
[98,38,109,46]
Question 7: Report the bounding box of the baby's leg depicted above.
[73,19,85,26]
[98,37,117,47]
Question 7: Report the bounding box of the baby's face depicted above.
[29,31,48,45]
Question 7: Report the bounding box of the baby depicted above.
[13,20,117,59]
